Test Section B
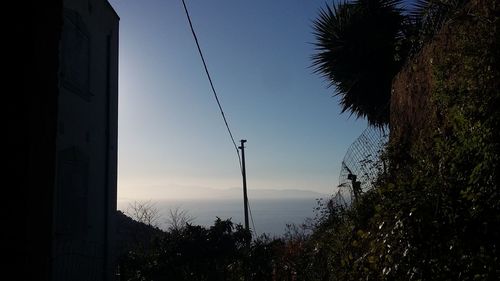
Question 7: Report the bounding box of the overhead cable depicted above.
[181,0,242,169]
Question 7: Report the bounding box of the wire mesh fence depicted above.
[334,125,389,207]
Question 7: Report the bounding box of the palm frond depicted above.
[311,0,408,126]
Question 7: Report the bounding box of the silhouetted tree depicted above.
[165,207,195,231]
[119,217,251,281]
[126,200,161,228]
[312,0,409,126]
[311,0,471,126]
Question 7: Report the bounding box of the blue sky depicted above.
[109,0,368,201]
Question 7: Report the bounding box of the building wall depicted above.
[53,1,118,280]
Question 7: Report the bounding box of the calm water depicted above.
[118,198,321,237]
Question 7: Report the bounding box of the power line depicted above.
[181,0,257,239]
[247,197,257,237]
[181,0,242,169]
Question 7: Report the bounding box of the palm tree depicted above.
[312,0,470,126]
[312,0,409,126]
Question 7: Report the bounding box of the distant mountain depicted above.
[237,188,329,199]
[117,185,332,203]
[122,185,330,200]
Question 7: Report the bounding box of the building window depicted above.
[60,8,91,100]
[55,146,89,237]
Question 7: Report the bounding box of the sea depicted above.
[117,198,322,237]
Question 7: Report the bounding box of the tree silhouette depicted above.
[312,0,409,126]
[125,200,161,228]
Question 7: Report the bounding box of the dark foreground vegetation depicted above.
[118,0,499,280]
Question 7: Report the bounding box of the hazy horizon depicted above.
[117,185,331,202]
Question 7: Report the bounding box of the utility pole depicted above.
[239,139,250,281]
[239,139,249,233]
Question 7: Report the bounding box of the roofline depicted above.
[105,0,120,20]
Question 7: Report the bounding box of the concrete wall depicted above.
[53,1,118,280]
